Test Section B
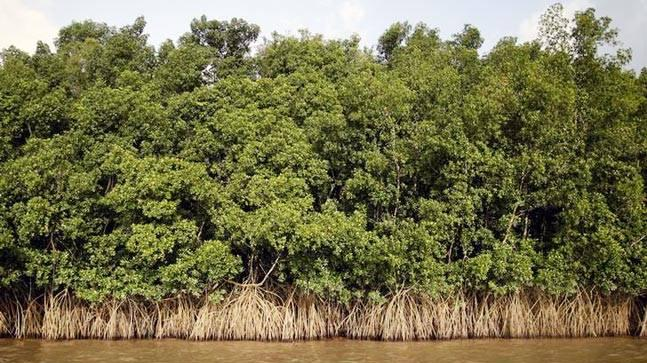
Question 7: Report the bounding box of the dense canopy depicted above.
[0,4,645,305]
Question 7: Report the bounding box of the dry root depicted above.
[0,289,639,340]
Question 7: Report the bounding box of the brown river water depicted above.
[1,338,646,363]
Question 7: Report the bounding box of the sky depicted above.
[1,0,645,70]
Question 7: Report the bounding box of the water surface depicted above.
[1,338,646,363]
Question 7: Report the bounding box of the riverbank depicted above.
[1,288,645,340]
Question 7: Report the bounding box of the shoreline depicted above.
[1,336,646,342]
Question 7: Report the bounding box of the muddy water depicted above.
[0,338,646,363]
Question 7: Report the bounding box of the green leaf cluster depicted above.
[0,5,645,302]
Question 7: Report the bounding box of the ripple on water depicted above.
[1,337,646,363]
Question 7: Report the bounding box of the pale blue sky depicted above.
[1,0,645,69]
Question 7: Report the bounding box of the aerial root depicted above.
[0,289,636,340]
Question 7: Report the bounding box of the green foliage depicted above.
[0,8,645,303]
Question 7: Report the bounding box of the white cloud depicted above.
[0,0,57,52]
[593,0,647,69]
[338,0,365,31]
[518,12,541,43]
[518,0,593,43]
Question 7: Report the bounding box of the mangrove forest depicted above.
[0,4,646,340]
